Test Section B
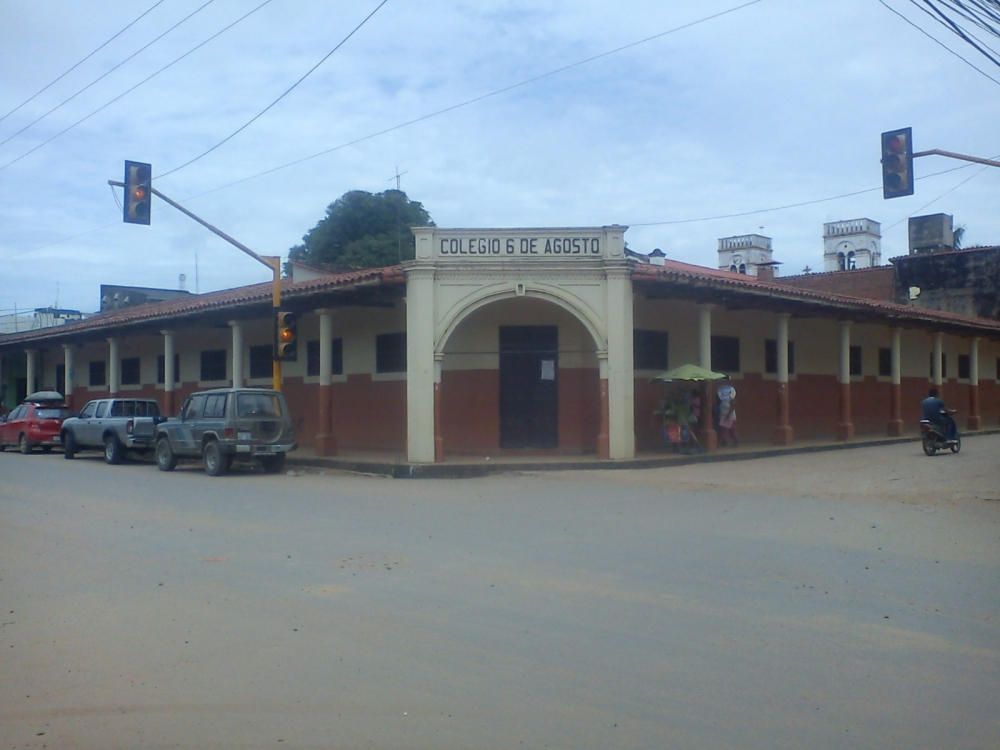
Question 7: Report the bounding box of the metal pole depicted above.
[108,180,285,391]
[912,149,1000,169]
[267,257,283,391]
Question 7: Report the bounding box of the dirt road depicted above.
[1,435,998,749]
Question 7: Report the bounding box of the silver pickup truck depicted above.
[154,388,296,476]
[61,397,164,463]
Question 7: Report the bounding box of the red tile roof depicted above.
[0,266,403,347]
[775,266,896,301]
[3,258,999,350]
[631,260,1000,334]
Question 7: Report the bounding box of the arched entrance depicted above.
[404,225,634,463]
[438,296,602,456]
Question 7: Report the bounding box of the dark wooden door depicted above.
[499,326,558,449]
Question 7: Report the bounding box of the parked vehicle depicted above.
[0,392,70,454]
[920,417,961,456]
[61,397,165,463]
[154,388,296,476]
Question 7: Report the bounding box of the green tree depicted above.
[287,189,433,270]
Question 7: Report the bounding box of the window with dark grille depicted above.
[121,357,141,385]
[89,361,106,387]
[849,345,862,377]
[711,335,740,374]
[633,330,668,371]
[764,339,795,374]
[200,350,227,382]
[376,333,406,373]
[878,348,892,377]
[156,354,180,384]
[958,354,971,380]
[249,345,272,380]
[307,338,344,377]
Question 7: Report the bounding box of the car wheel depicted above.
[63,431,77,459]
[203,440,228,476]
[155,437,177,472]
[922,436,937,456]
[19,433,32,455]
[104,435,125,465]
[0,440,5,452]
[260,453,286,474]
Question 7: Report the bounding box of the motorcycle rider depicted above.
[921,388,957,443]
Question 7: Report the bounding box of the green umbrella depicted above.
[650,364,727,382]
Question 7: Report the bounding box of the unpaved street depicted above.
[2,436,998,749]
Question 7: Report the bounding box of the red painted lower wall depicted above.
[440,367,600,456]
[69,368,1000,457]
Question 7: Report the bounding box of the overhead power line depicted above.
[0,0,167,126]
[876,0,1000,84]
[909,0,1000,65]
[181,0,767,194]
[0,0,274,173]
[0,0,218,149]
[156,0,392,179]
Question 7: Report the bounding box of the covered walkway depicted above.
[284,426,1000,479]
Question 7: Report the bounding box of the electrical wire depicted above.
[156,0,391,179]
[884,156,999,229]
[0,0,167,126]
[910,0,1000,66]
[170,0,767,194]
[0,0,218,149]
[0,0,275,173]
[7,0,989,262]
[875,0,1000,84]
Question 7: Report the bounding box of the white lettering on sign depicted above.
[437,237,602,257]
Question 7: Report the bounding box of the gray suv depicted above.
[154,388,296,476]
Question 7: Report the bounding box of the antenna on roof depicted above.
[388,165,408,191]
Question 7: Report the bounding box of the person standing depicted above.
[716,383,738,447]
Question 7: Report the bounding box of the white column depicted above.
[318,310,333,386]
[891,328,902,386]
[108,338,120,394]
[62,344,74,397]
[838,322,852,384]
[230,320,245,388]
[698,305,712,370]
[25,349,38,394]
[932,332,943,386]
[970,337,979,387]
[162,330,175,394]
[405,266,437,463]
[605,266,635,460]
[776,314,789,384]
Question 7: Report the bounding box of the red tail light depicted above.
[223,427,234,439]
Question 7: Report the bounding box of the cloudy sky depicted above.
[1,0,998,316]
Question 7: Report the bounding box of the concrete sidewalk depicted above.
[286,427,1000,478]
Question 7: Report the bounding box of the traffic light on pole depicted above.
[123,160,152,224]
[273,309,298,361]
[881,128,914,199]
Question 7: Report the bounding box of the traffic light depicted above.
[273,309,298,361]
[881,128,914,199]
[123,160,152,224]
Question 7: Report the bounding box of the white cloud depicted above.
[1,0,997,313]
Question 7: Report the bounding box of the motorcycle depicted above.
[920,411,961,456]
